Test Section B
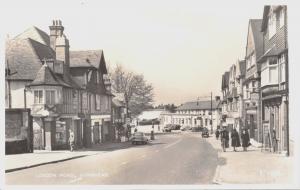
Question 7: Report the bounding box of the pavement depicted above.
[206,136,295,185]
[5,141,132,173]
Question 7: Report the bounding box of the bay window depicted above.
[46,90,56,105]
[34,90,43,104]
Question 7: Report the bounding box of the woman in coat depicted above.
[220,127,229,152]
[241,129,250,151]
[231,128,241,151]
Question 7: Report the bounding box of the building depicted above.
[258,5,289,154]
[243,19,264,144]
[221,60,246,133]
[69,50,113,145]
[160,99,222,132]
[5,20,112,150]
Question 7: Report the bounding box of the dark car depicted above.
[171,124,181,130]
[163,124,173,132]
[202,127,209,138]
[130,132,149,145]
[191,126,202,132]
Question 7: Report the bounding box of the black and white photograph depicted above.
[1,0,300,189]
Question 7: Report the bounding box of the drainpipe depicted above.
[8,80,12,108]
[24,87,27,109]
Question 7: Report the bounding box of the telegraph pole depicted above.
[210,92,213,134]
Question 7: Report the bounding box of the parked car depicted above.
[163,124,173,132]
[171,124,181,130]
[181,126,192,131]
[191,126,203,132]
[202,127,209,138]
[131,132,149,145]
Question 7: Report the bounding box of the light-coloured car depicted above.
[131,132,149,145]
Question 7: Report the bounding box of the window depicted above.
[279,8,285,28]
[96,95,101,110]
[46,90,55,105]
[268,13,276,39]
[34,90,43,104]
[269,66,278,84]
[279,54,286,83]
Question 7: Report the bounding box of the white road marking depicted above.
[155,150,159,153]
[164,138,182,149]
[121,161,128,165]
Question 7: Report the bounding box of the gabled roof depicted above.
[70,50,102,68]
[249,19,264,60]
[70,50,108,74]
[29,64,71,87]
[176,100,220,111]
[221,71,229,90]
[14,26,50,46]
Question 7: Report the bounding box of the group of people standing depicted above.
[215,127,250,152]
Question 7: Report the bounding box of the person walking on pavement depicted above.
[231,128,241,151]
[241,129,250,151]
[215,128,220,140]
[220,127,229,152]
[69,131,75,152]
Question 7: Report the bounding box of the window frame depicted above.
[34,90,43,104]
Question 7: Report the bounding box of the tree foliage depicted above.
[110,64,154,116]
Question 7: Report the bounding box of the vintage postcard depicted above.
[1,0,299,189]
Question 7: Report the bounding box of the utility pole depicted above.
[210,92,213,134]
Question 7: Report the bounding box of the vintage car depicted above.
[202,127,209,138]
[131,132,149,145]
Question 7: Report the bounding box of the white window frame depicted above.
[96,94,101,110]
[34,90,43,104]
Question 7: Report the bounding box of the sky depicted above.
[0,0,295,105]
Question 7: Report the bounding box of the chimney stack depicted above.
[49,19,64,50]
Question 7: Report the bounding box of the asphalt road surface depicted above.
[6,132,219,185]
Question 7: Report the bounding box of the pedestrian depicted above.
[231,128,241,151]
[241,129,250,151]
[215,129,220,140]
[220,127,229,152]
[134,128,138,132]
[69,131,75,152]
[272,129,278,153]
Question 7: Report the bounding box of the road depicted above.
[6,132,219,185]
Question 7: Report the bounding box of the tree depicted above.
[110,64,154,116]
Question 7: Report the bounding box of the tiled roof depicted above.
[29,64,71,87]
[249,19,264,60]
[15,26,50,46]
[6,38,45,80]
[176,100,220,110]
[70,50,102,68]
[70,50,108,74]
